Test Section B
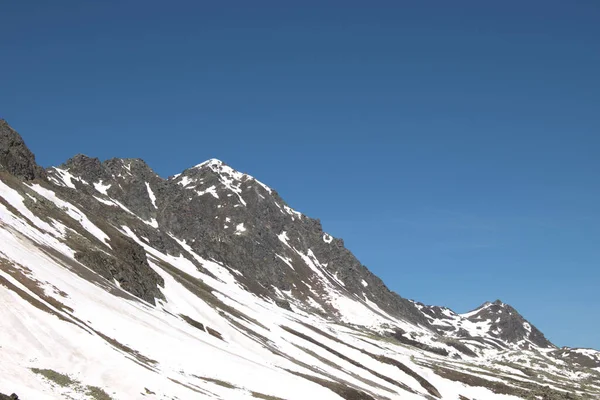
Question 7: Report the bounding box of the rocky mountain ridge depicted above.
[1,119,599,400]
[48,149,430,328]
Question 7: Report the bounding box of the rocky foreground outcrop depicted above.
[0,119,45,181]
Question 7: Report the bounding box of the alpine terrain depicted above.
[0,119,598,400]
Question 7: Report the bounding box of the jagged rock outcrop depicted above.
[74,233,165,304]
[0,119,46,180]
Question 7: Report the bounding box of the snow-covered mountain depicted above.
[1,119,598,400]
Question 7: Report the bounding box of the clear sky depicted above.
[1,1,599,349]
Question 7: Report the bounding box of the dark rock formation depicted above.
[74,233,165,304]
[0,119,46,180]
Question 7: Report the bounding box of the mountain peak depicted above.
[61,154,103,174]
[191,158,247,182]
[173,158,275,202]
[191,158,246,179]
[461,299,554,348]
[0,119,46,181]
[193,158,225,169]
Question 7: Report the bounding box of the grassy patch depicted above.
[87,386,113,400]
[30,368,77,387]
[30,368,113,399]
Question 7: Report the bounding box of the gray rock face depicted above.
[0,119,46,180]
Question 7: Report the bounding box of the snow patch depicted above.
[283,205,302,220]
[196,185,219,199]
[177,176,194,188]
[275,254,294,270]
[93,180,111,195]
[234,223,246,235]
[49,168,81,189]
[278,231,290,247]
[145,182,157,208]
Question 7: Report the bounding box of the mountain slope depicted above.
[1,119,599,400]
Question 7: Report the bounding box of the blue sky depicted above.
[1,1,599,349]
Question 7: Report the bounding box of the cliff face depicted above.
[0,119,46,181]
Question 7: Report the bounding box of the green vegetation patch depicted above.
[30,368,114,399]
[87,386,114,400]
[30,368,77,387]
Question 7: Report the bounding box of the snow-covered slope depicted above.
[1,119,599,400]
